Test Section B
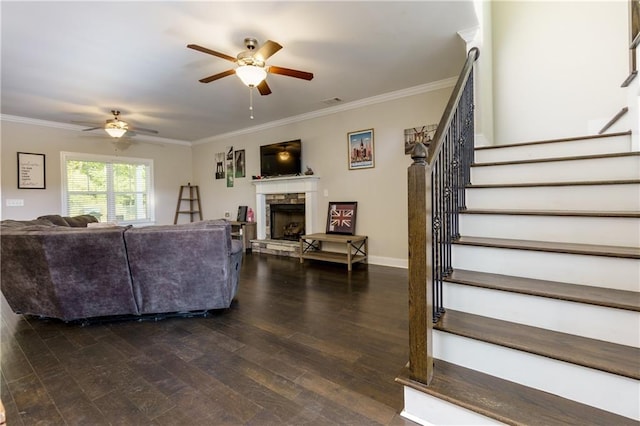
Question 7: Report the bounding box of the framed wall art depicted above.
[17,152,46,189]
[326,201,358,235]
[404,124,437,155]
[234,149,246,178]
[348,129,374,170]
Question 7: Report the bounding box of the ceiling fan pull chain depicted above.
[249,88,255,120]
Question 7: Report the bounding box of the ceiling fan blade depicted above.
[128,126,159,135]
[257,80,272,96]
[187,44,237,63]
[254,40,282,62]
[268,66,314,81]
[71,120,101,126]
[199,69,236,83]
[82,127,103,131]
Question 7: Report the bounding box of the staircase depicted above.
[398,131,640,425]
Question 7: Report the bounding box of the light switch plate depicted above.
[6,199,24,207]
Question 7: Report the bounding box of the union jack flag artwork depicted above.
[330,208,353,228]
[326,202,357,234]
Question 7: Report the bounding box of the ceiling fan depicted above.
[73,110,159,139]
[187,37,314,96]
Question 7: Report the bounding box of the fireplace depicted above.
[269,203,305,240]
[253,176,320,241]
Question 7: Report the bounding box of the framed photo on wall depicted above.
[17,152,46,189]
[347,129,374,170]
[326,201,357,235]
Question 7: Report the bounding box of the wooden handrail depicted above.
[598,107,629,134]
[406,47,480,385]
[426,47,480,165]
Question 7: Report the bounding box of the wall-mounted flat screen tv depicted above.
[260,139,302,177]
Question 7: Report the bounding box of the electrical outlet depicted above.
[323,189,329,197]
[224,211,230,218]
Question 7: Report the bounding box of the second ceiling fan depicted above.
[187,37,314,96]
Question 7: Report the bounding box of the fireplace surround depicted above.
[252,176,319,241]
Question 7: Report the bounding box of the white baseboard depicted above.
[368,255,407,269]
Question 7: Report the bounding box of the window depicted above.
[61,152,154,224]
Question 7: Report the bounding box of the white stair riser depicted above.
[402,387,505,426]
[471,156,640,185]
[474,135,631,163]
[443,282,640,347]
[452,245,640,291]
[460,214,640,247]
[434,332,640,420]
[466,184,640,211]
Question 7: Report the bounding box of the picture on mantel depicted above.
[226,146,234,188]
[215,152,225,180]
[404,124,437,155]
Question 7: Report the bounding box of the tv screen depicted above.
[260,139,302,177]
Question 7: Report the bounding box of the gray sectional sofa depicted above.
[0,216,243,321]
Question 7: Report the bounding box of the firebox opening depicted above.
[270,204,305,241]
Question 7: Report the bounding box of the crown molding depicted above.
[2,75,457,147]
[193,76,458,145]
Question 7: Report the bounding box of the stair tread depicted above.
[454,236,640,259]
[396,359,637,426]
[472,151,640,167]
[447,269,640,312]
[435,310,640,380]
[474,131,631,151]
[468,179,640,188]
[461,208,640,218]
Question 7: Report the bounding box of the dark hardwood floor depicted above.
[1,254,416,425]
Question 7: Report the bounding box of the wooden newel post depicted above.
[407,142,434,385]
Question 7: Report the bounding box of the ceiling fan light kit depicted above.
[104,120,128,138]
[235,64,267,87]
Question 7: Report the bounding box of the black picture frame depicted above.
[17,152,46,189]
[237,205,248,222]
[326,201,358,235]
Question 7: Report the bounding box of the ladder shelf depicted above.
[174,184,203,224]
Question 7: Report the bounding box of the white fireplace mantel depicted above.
[252,175,320,240]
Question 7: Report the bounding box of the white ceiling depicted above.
[1,1,478,143]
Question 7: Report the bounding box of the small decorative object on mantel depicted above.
[304,166,314,175]
[326,201,357,235]
[348,129,374,170]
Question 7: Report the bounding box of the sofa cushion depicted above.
[64,214,99,227]
[36,214,70,226]
[36,214,99,227]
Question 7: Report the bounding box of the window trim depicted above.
[61,151,155,225]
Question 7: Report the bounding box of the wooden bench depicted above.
[299,233,368,271]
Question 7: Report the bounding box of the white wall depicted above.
[191,87,453,267]
[1,120,192,224]
[492,1,628,144]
